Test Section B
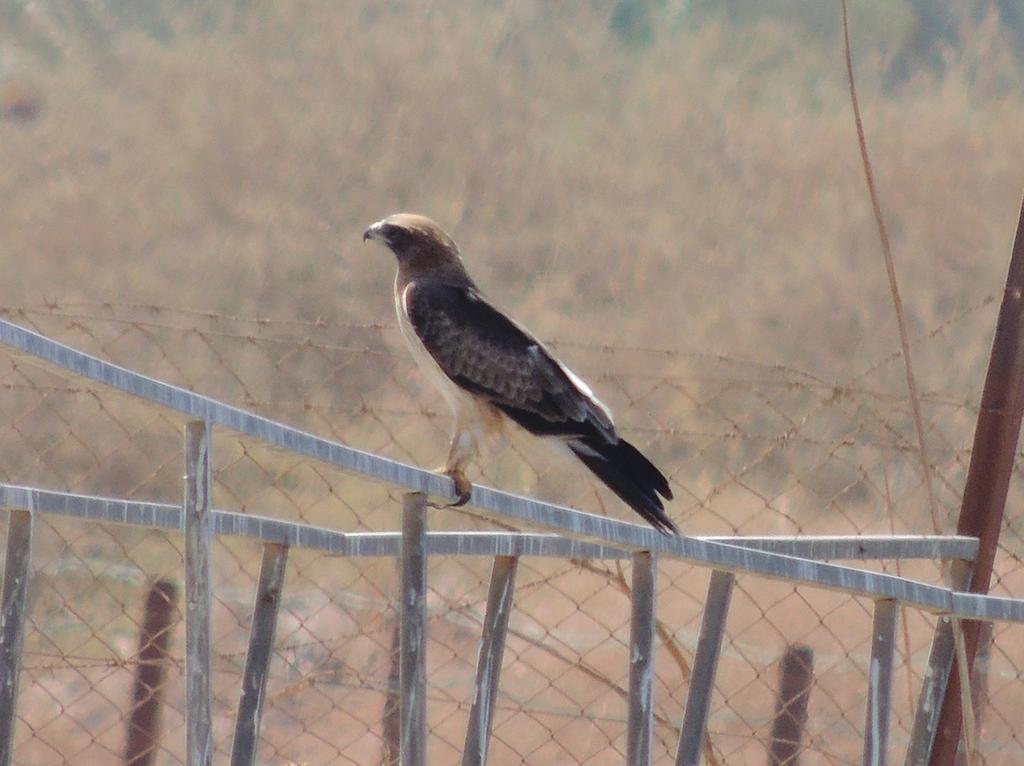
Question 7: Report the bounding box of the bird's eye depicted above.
[384,226,412,249]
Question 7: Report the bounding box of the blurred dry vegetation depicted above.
[0,0,1022,377]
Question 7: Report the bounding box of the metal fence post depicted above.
[0,509,32,766]
[905,561,973,766]
[231,542,289,766]
[676,570,735,766]
[401,492,428,766]
[184,421,213,766]
[628,551,657,766]
[462,555,518,766]
[954,621,991,766]
[864,600,898,766]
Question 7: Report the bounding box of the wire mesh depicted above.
[0,301,1022,765]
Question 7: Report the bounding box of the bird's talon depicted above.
[445,468,472,507]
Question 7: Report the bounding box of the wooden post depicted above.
[382,609,401,766]
[125,579,179,766]
[768,645,814,766]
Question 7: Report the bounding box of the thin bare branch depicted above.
[840,0,943,535]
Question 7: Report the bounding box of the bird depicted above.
[363,213,677,534]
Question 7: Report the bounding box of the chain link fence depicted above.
[0,301,1022,765]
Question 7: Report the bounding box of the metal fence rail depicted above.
[0,484,981,563]
[0,471,1018,766]
[1,315,1023,766]
[0,475,1019,766]
[0,482,1017,621]
[1,318,1018,620]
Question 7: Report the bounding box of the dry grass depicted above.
[0,1,1021,377]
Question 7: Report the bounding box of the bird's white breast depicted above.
[395,278,470,417]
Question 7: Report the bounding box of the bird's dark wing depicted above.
[404,281,614,441]
[404,280,676,534]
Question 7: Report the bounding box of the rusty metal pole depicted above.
[928,193,1024,765]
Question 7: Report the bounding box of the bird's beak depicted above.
[363,220,385,243]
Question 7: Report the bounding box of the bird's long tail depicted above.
[567,435,677,535]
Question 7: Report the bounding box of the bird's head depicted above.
[363,213,461,264]
[364,213,473,286]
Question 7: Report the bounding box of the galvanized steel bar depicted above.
[864,600,898,766]
[0,484,625,559]
[0,317,452,497]
[628,551,657,766]
[0,483,981,563]
[5,321,1023,616]
[701,535,978,562]
[184,422,213,766]
[0,482,1019,621]
[676,570,735,766]
[950,618,977,764]
[904,561,973,766]
[426,515,1022,623]
[0,510,32,766]
[956,622,992,766]
[462,555,519,766]
[401,493,428,766]
[231,542,289,766]
[0,498,1011,627]
[0,323,987,561]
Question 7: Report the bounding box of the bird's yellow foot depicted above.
[445,467,472,507]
